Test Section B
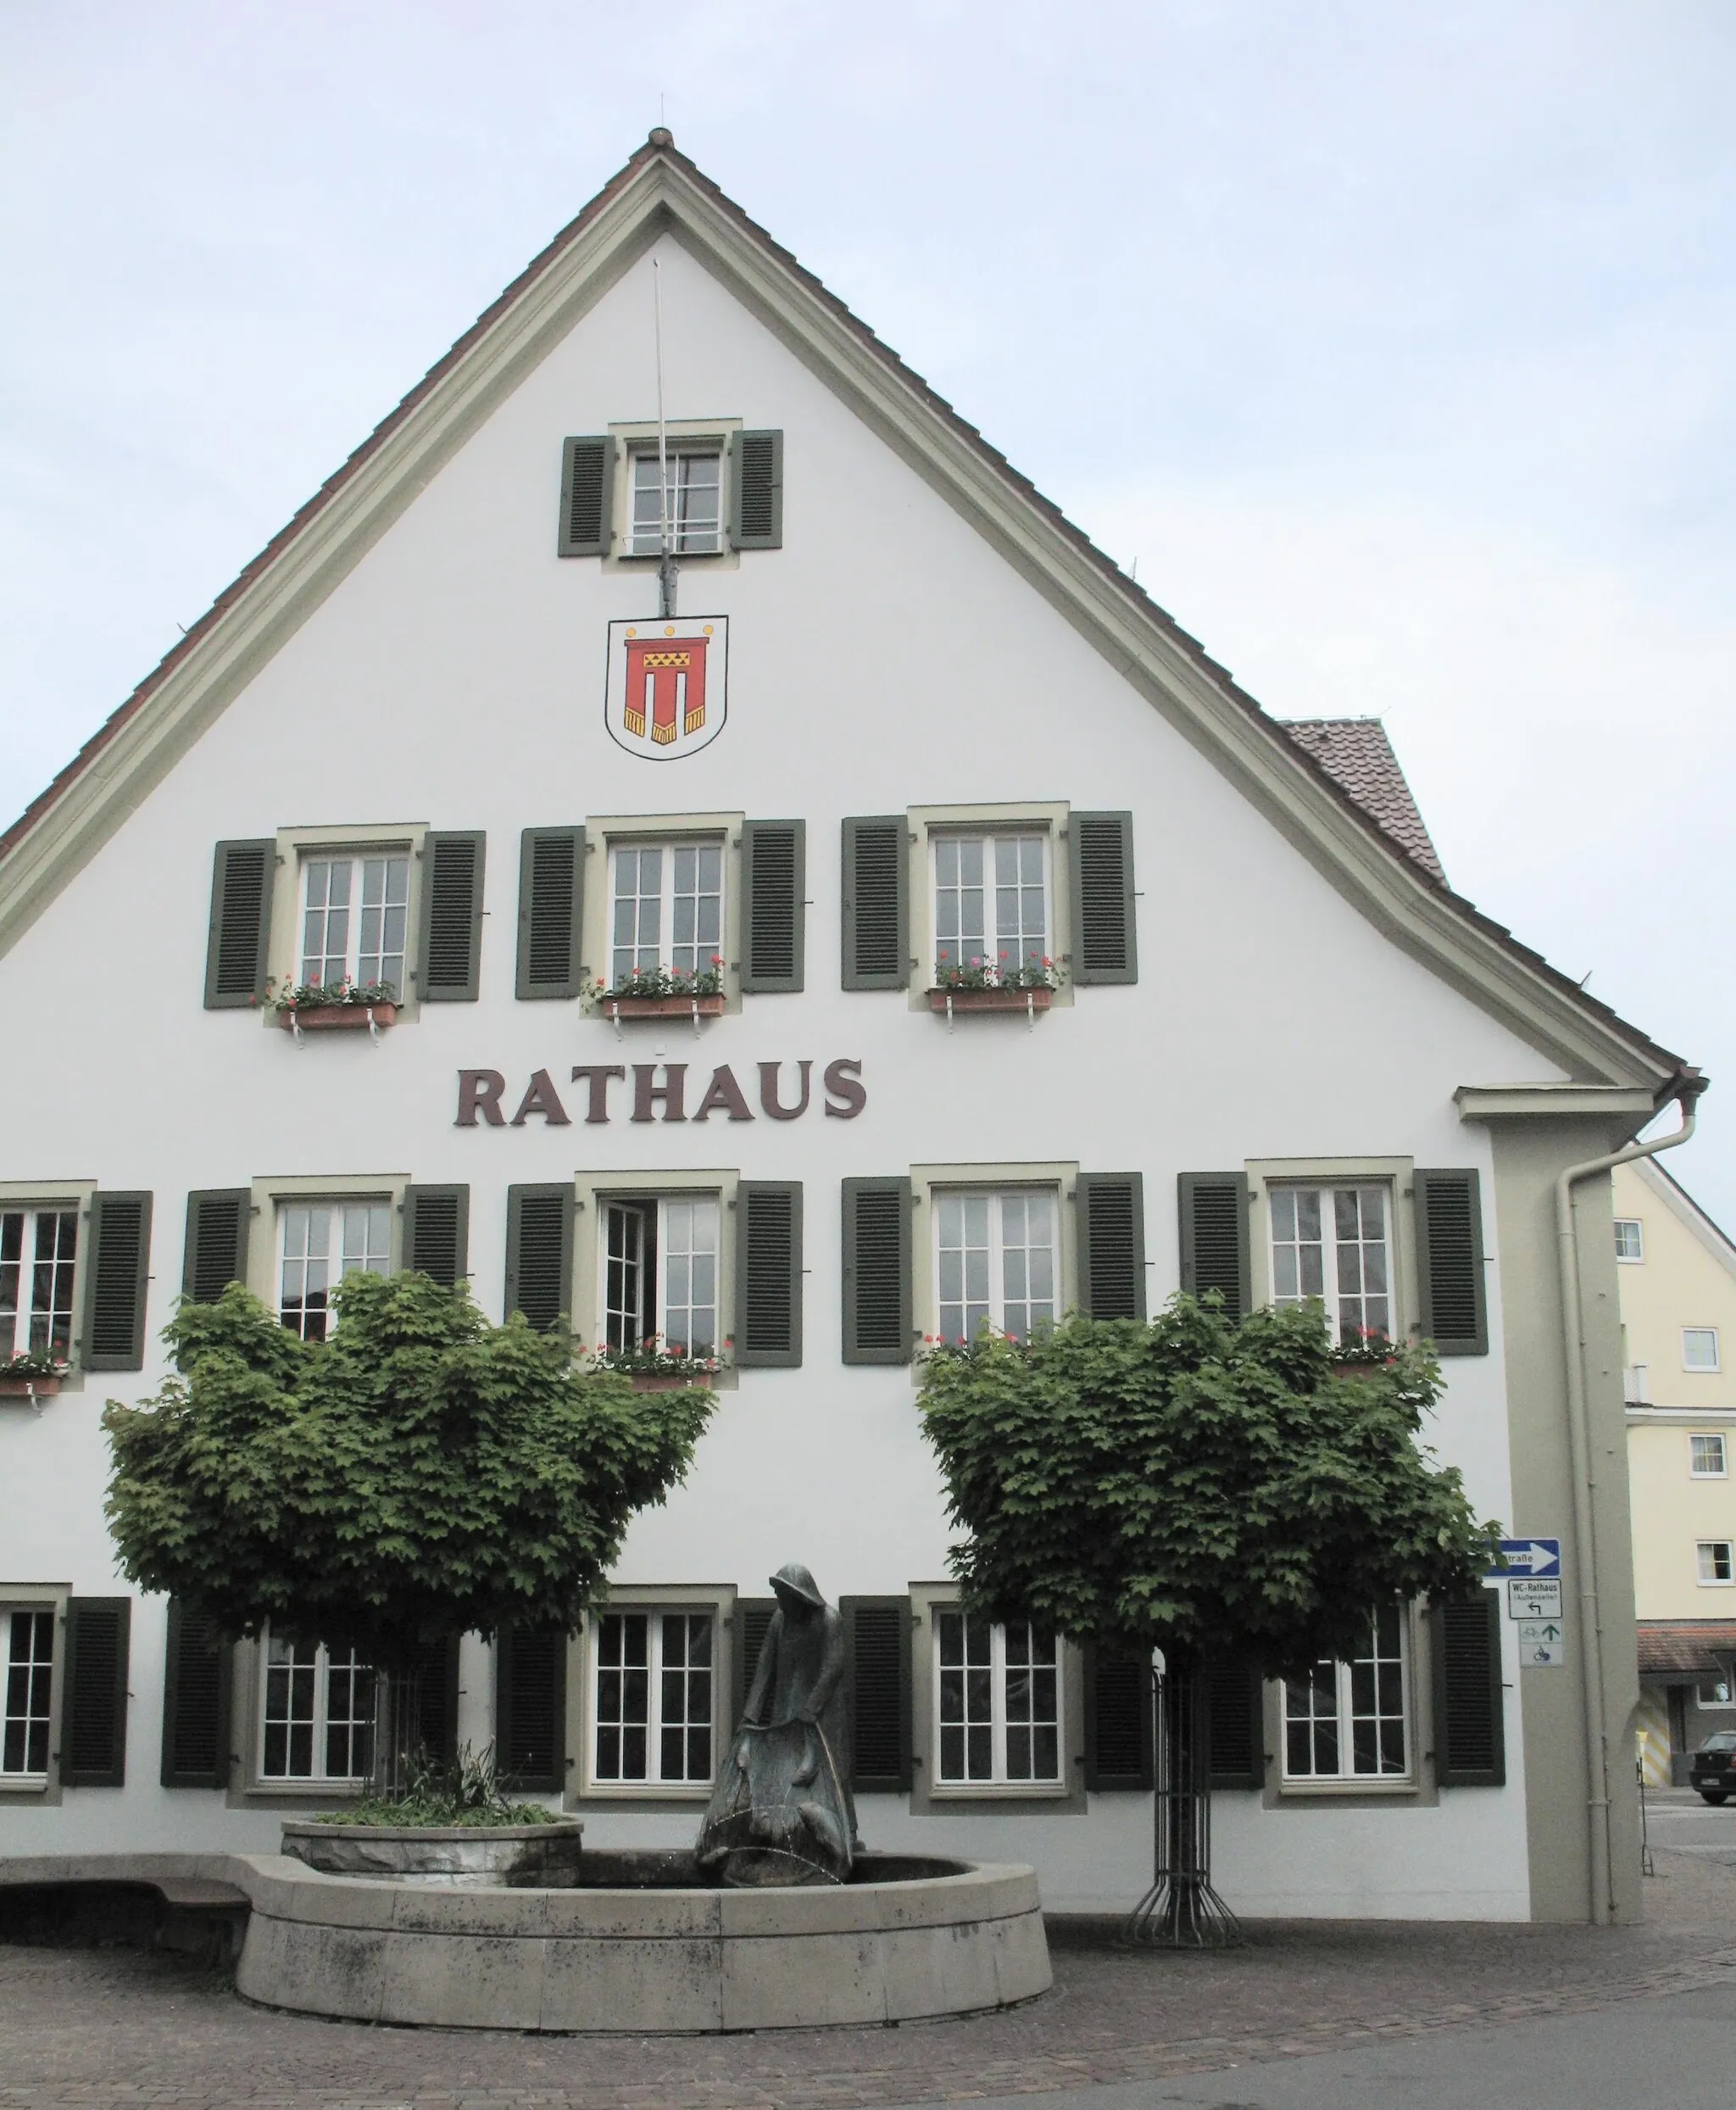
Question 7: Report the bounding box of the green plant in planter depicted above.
[932,952,1062,992]
[103,1272,712,1796]
[586,1332,730,1378]
[3,1350,70,1378]
[322,1742,554,1827]
[259,973,399,1015]
[586,957,725,1003]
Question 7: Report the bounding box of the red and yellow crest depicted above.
[605,617,729,759]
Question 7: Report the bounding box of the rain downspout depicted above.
[1556,1082,1701,1923]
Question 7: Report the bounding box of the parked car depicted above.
[1689,1730,1736,1803]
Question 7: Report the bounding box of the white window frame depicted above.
[932,1187,1060,1346]
[628,443,725,558]
[296,848,412,996]
[1691,1434,1728,1479]
[599,1194,723,1360]
[606,837,726,989]
[1614,1218,1644,1262]
[1,1605,56,1784]
[1281,1604,1414,1785]
[1268,1182,1396,1345]
[276,1199,393,1342]
[931,1607,1064,1795]
[0,1204,80,1366]
[586,1605,718,1794]
[1684,1328,1722,1373]
[929,829,1054,980]
[1698,1541,1736,1587]
[257,1630,376,1785]
[1697,1670,1736,1709]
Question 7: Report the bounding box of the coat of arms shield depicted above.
[604,617,729,759]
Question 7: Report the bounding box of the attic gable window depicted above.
[631,448,722,556]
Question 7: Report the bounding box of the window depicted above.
[609,842,723,987]
[298,851,409,994]
[1691,1434,1728,1478]
[3,1609,53,1779]
[278,1202,391,1341]
[1283,1604,1410,1780]
[630,448,722,556]
[1698,1541,1735,1585]
[1614,1219,1644,1262]
[934,1611,1060,1787]
[592,1610,714,1786]
[1685,1328,1722,1372]
[0,1207,77,1362]
[603,1197,720,1356]
[1698,1673,1736,1708]
[260,1634,375,1781]
[935,1190,1056,1343]
[932,832,1050,976]
[1271,1185,1392,1343]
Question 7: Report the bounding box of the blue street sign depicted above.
[1488,1537,1561,1578]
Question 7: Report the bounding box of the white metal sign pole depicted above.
[654,256,676,619]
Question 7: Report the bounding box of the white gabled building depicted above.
[0,133,1699,1922]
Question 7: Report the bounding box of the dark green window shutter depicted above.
[181,1189,250,1304]
[203,838,274,1009]
[1069,811,1137,984]
[413,1635,462,1767]
[516,826,586,999]
[737,1182,803,1367]
[558,435,615,557]
[81,1191,153,1372]
[1083,1646,1154,1790]
[841,1595,911,1792]
[403,1184,470,1288]
[1432,1591,1505,1786]
[418,831,486,1001]
[841,817,909,990]
[62,1597,130,1787]
[1177,1173,1250,1317]
[740,820,805,993]
[1415,1168,1488,1356]
[1077,1173,1146,1321]
[504,1184,574,1332]
[730,429,784,550]
[732,1597,777,1728]
[494,1625,565,1791]
[1206,1660,1266,1789]
[842,1177,911,1365]
[160,1598,231,1789]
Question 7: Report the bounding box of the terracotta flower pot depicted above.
[603,994,726,1019]
[927,986,1054,1014]
[0,1373,60,1398]
[278,1002,398,1031]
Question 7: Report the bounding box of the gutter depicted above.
[1555,1083,1703,1923]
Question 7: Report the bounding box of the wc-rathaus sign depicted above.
[605,616,729,758]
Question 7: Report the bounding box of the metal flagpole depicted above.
[654,256,676,619]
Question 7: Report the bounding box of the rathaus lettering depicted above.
[455,1059,865,1128]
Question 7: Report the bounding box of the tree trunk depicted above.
[369,1665,423,1801]
[1123,1655,1243,1947]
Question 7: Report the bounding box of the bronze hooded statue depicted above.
[696,1562,860,1886]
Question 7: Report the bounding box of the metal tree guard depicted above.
[1123,1656,1244,1948]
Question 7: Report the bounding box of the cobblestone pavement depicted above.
[4,1848,1734,2110]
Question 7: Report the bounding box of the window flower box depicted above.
[0,1372,61,1400]
[626,1372,715,1393]
[277,1001,399,1033]
[927,987,1054,1016]
[587,1337,727,1392]
[603,993,726,1022]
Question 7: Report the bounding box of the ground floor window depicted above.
[934,1610,1060,1787]
[260,1635,376,1781]
[934,1190,1057,1344]
[603,1197,720,1356]
[3,1609,53,1779]
[1283,1604,1410,1780]
[0,1207,77,1363]
[592,1610,714,1785]
[278,1201,392,1341]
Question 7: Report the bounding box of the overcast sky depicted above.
[4,2,1733,1222]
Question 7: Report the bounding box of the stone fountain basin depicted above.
[281,1818,585,1886]
[236,1846,1050,2030]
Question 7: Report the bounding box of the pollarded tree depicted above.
[103,1270,712,1791]
[918,1294,1500,1943]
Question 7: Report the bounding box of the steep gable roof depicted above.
[0,131,1698,1104]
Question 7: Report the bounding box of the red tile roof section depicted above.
[1636,1623,1736,1678]
[1281,719,1445,883]
[0,135,1697,1095]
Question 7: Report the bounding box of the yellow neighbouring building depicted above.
[1619,1157,1736,1787]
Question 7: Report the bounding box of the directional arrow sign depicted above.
[1488,1538,1561,1578]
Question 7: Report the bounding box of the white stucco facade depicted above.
[0,142,1686,1921]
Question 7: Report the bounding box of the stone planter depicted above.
[0,1373,60,1399]
[928,986,1053,1016]
[625,1372,715,1392]
[281,1818,583,1887]
[601,993,726,1021]
[277,1002,398,1033]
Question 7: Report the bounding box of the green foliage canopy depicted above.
[103,1272,713,1666]
[919,1296,1501,1673]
